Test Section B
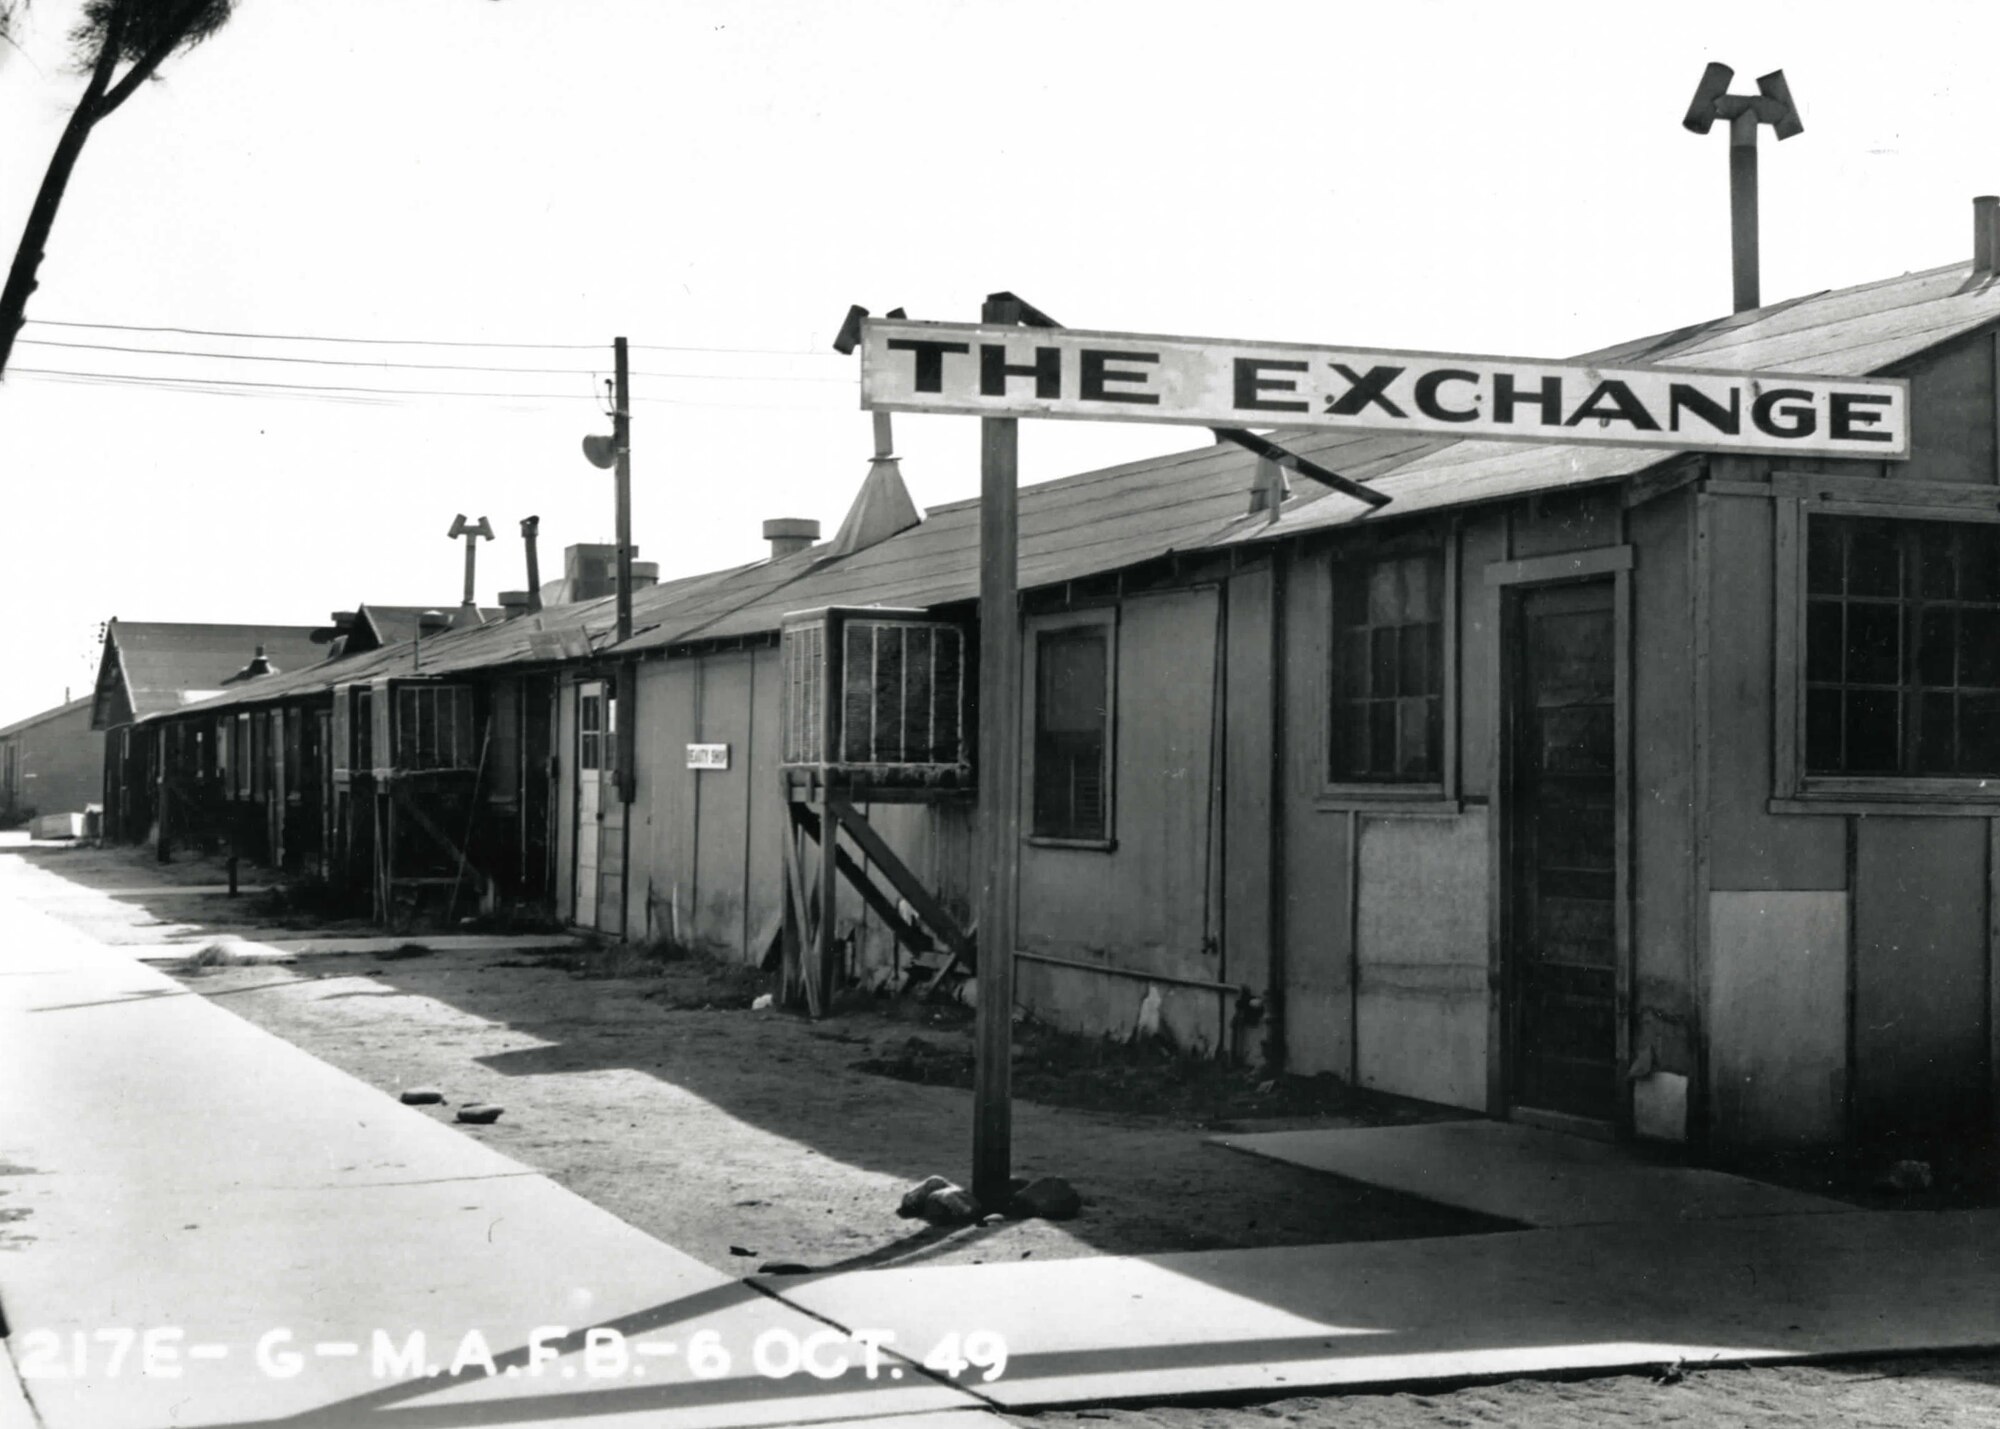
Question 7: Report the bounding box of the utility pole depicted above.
[613,336,634,646]
[972,292,1029,1210]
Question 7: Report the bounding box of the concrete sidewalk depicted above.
[0,879,989,1429]
[1212,1119,1854,1228]
[765,1208,2000,1408]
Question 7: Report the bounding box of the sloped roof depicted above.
[362,604,504,645]
[1232,257,2000,544]
[102,621,323,723]
[159,253,2000,715]
[0,695,94,740]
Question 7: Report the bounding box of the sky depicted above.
[3,0,2000,725]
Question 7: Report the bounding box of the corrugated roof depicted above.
[159,255,2000,714]
[106,622,325,722]
[0,695,94,740]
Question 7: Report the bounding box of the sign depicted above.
[685,743,730,770]
[860,318,1910,460]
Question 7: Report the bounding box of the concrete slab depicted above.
[1212,1119,1854,1227]
[130,931,587,961]
[764,1209,2000,1409]
[0,884,982,1429]
[40,883,280,897]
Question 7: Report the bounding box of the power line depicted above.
[23,316,844,358]
[12,365,590,400]
[10,365,854,412]
[14,336,852,382]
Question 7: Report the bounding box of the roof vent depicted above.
[1247,456,1290,518]
[1976,195,1998,274]
[763,518,820,559]
[223,644,277,684]
[498,592,533,620]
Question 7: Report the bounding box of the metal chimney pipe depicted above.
[521,515,543,612]
[1976,196,1999,274]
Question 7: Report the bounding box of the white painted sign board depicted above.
[860,318,1910,460]
[685,743,730,770]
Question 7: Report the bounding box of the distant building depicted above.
[0,696,101,825]
[89,619,322,844]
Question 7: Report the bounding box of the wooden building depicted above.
[90,620,323,846]
[136,223,2000,1168]
[0,696,102,826]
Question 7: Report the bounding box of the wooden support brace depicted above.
[389,784,493,900]
[823,796,976,964]
[780,802,817,1014]
[793,805,937,958]
[816,798,839,1012]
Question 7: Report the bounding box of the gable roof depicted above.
[96,621,324,726]
[157,253,2000,718]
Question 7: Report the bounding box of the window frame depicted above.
[1773,471,2000,812]
[1023,606,1118,851]
[1319,526,1461,810]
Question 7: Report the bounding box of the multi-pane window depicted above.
[1330,552,1445,782]
[1806,515,2000,777]
[393,684,474,771]
[1033,625,1111,841]
[579,691,604,772]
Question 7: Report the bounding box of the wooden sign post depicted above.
[972,292,1024,1210]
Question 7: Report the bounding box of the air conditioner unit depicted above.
[779,606,972,793]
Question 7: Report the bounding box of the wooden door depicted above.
[1505,580,1620,1126]
[574,682,604,928]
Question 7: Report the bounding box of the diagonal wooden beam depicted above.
[823,796,975,964]
[794,804,937,959]
[389,783,491,898]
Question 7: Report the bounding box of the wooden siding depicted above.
[1354,809,1489,1109]
[1629,492,1697,1078]
[1221,566,1276,1001]
[1015,586,1226,1051]
[1708,890,1848,1146]
[1898,327,1999,486]
[1852,816,1990,1144]
[1279,546,1354,1076]
[1707,493,1846,890]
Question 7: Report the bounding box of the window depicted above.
[1805,515,2000,778]
[579,690,603,772]
[393,684,474,771]
[1330,551,1445,783]
[1032,620,1112,842]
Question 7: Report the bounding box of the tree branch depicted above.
[97,0,212,116]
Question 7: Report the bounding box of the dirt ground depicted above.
[156,938,1509,1275]
[21,840,2000,1426]
[1007,1354,2000,1428]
